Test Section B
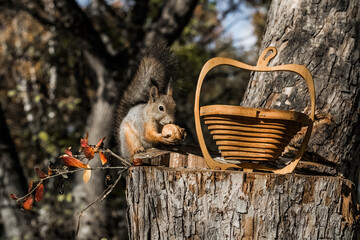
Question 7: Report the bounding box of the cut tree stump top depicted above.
[133,146,338,175]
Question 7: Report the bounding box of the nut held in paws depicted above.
[162,124,186,142]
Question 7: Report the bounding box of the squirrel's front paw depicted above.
[161,135,179,145]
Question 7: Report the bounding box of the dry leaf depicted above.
[83,146,95,159]
[95,136,106,148]
[60,154,87,168]
[9,193,18,200]
[99,151,108,165]
[35,184,44,202]
[80,134,95,159]
[23,195,34,210]
[35,166,48,179]
[80,133,89,148]
[65,147,73,156]
[83,164,91,183]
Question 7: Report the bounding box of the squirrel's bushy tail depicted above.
[114,41,177,144]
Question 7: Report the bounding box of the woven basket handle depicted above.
[194,47,315,173]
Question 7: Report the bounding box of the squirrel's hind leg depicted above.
[121,122,145,158]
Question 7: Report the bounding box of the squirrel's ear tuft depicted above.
[149,86,159,103]
[167,77,173,96]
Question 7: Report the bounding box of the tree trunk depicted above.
[71,51,117,239]
[126,166,358,239]
[0,104,30,239]
[241,0,360,184]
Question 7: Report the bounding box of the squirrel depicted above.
[114,41,181,160]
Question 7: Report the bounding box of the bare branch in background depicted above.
[145,0,199,46]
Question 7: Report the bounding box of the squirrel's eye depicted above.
[159,106,164,111]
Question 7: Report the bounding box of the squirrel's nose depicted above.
[161,116,174,125]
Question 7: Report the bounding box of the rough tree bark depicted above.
[0,104,30,239]
[127,166,357,239]
[126,0,360,239]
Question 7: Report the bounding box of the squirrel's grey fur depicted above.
[114,41,177,155]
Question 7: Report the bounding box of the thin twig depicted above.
[75,169,126,236]
[15,166,127,204]
[103,148,131,167]
[99,169,125,202]
[75,184,112,236]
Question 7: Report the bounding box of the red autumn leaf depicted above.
[80,133,95,159]
[99,151,108,165]
[83,146,95,159]
[35,166,48,179]
[65,147,73,156]
[60,154,87,168]
[80,139,88,148]
[23,195,34,210]
[35,184,44,202]
[95,136,106,148]
[9,193,18,200]
[80,133,89,148]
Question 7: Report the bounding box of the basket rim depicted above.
[200,104,310,126]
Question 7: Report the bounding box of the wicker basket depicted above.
[194,47,315,174]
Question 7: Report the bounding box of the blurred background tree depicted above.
[0,0,269,239]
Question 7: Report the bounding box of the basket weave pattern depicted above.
[200,105,309,162]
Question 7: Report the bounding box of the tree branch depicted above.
[129,0,149,43]
[75,169,126,236]
[12,166,127,205]
[144,0,199,46]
